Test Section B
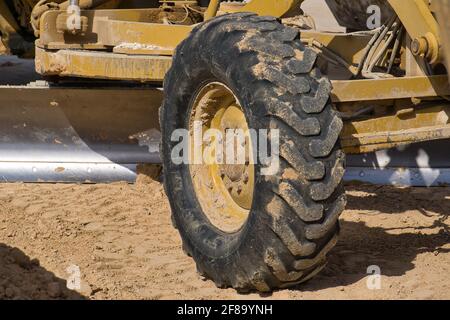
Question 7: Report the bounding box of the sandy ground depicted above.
[0,177,448,300]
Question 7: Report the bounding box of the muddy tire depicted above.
[161,13,346,292]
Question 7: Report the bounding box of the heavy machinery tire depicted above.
[161,13,346,292]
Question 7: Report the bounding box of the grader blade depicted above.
[0,83,162,183]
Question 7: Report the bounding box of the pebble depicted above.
[10,248,31,268]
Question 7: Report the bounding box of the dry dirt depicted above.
[0,178,448,300]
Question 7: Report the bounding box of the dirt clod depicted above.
[47,282,61,298]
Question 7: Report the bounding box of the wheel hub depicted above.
[188,82,254,233]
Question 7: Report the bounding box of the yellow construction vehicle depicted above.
[1,0,450,292]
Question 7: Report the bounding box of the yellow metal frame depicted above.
[341,103,450,154]
[35,47,172,82]
[33,0,450,155]
[235,0,301,17]
[435,0,450,69]
[37,9,193,53]
[331,75,450,102]
[388,0,440,42]
[388,0,441,64]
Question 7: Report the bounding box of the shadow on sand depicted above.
[0,243,86,300]
[291,184,449,292]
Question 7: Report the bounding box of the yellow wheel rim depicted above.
[189,82,254,233]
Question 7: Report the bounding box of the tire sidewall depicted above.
[161,27,271,263]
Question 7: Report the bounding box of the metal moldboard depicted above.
[0,84,162,182]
